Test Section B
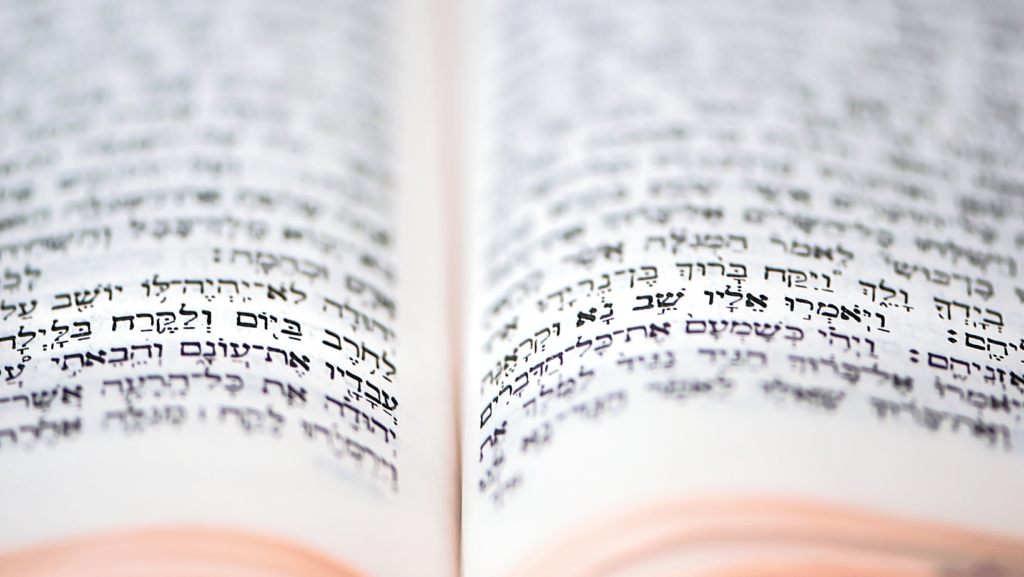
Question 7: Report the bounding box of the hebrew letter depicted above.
[112,315,135,331]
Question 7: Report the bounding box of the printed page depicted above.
[460,1,1024,576]
[0,1,457,576]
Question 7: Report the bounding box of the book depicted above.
[1,0,1023,576]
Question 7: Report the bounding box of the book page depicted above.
[459,1,1024,576]
[0,1,457,576]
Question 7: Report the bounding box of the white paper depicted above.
[460,2,1024,576]
[0,1,457,576]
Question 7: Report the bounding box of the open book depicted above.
[2,0,1024,575]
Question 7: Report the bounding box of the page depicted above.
[460,1,1024,576]
[0,1,457,576]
